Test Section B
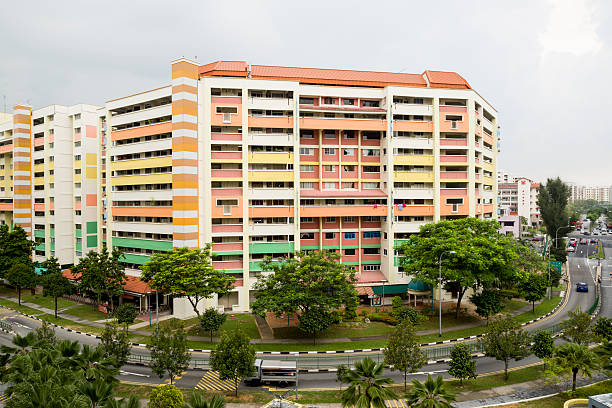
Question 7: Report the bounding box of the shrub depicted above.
[148,384,184,408]
[499,289,519,300]
[368,312,398,325]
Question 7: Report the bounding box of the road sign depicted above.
[550,261,562,272]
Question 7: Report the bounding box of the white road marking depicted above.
[120,370,150,378]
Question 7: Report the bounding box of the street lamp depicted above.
[547,225,570,299]
[439,250,456,337]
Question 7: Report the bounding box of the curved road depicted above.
[0,232,608,391]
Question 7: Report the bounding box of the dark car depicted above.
[584,231,590,236]
[576,282,588,292]
[590,238,598,244]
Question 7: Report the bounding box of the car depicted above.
[602,231,608,235]
[584,231,591,236]
[580,238,588,244]
[566,246,575,252]
[576,282,589,292]
[594,231,599,236]
[569,237,577,244]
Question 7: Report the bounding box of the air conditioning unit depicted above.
[451,204,459,213]
[223,112,231,123]
[451,121,457,129]
[223,204,232,215]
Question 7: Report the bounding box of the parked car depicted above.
[576,282,588,292]
[580,238,588,244]
[566,246,575,252]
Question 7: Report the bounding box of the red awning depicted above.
[62,270,155,295]
[356,286,374,296]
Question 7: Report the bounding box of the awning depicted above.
[371,284,410,295]
[407,279,431,293]
[62,269,156,295]
[355,286,374,296]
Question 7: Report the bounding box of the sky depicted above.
[0,0,610,185]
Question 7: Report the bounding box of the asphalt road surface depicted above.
[0,233,608,392]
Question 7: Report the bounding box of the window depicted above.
[324,130,335,139]
[343,182,356,189]
[344,216,355,223]
[74,113,81,120]
[300,165,314,172]
[363,264,381,271]
[323,97,335,105]
[299,147,313,155]
[324,232,336,240]
[74,155,81,161]
[363,231,381,239]
[343,130,356,139]
[324,148,336,155]
[324,182,336,190]
[343,148,355,156]
[300,217,313,223]
[363,149,380,156]
[74,141,81,147]
[363,166,379,173]
[363,247,380,255]
[74,169,81,174]
[344,248,356,256]
[324,165,335,172]
[300,232,315,240]
[343,99,354,106]
[362,100,379,107]
[344,232,355,239]
[363,182,379,189]
[325,217,336,223]
[301,130,314,138]
[299,97,314,104]
[300,182,314,189]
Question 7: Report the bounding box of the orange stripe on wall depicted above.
[110,122,172,141]
[112,207,172,217]
[172,84,197,94]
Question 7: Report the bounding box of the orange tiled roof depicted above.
[197,60,472,89]
[62,269,155,294]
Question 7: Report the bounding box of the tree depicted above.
[596,339,612,373]
[545,343,599,392]
[336,364,351,390]
[537,178,571,251]
[391,296,424,325]
[406,374,456,408]
[298,307,334,344]
[341,357,398,408]
[210,329,255,397]
[6,263,37,306]
[594,316,612,341]
[561,310,594,345]
[183,392,225,408]
[104,395,140,408]
[34,320,58,348]
[148,384,184,408]
[0,225,35,278]
[141,245,234,319]
[519,272,548,313]
[79,379,115,408]
[41,266,74,318]
[400,218,517,319]
[114,304,137,330]
[470,289,503,320]
[531,330,554,360]
[147,325,191,384]
[481,316,531,380]
[100,320,131,369]
[199,307,227,342]
[252,250,358,333]
[448,343,476,384]
[73,246,127,314]
[383,322,427,391]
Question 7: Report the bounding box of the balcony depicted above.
[212,242,243,253]
[248,152,294,164]
[394,172,434,183]
[440,171,468,180]
[248,170,294,182]
[211,169,243,179]
[393,121,433,132]
[393,155,434,166]
[212,132,242,142]
[248,133,293,146]
[299,117,386,131]
[393,188,434,200]
[249,206,294,218]
[441,188,468,196]
[213,260,244,270]
[440,155,468,164]
[248,115,294,128]
[392,103,433,116]
[111,104,172,127]
[440,138,467,147]
[212,224,243,234]
[248,97,293,111]
[394,221,423,233]
[250,223,293,235]
[393,137,432,150]
[211,151,242,161]
[300,205,387,217]
[394,205,435,216]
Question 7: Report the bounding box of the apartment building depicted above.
[96,59,498,317]
[568,183,610,203]
[498,177,541,230]
[0,104,102,267]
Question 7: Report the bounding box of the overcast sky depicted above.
[1,0,610,185]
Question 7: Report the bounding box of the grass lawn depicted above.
[513,297,561,324]
[503,379,612,407]
[21,294,77,310]
[64,304,109,321]
[502,299,529,314]
[0,299,41,315]
[274,321,394,339]
[38,314,105,336]
[142,313,261,340]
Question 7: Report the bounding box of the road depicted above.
[0,233,608,392]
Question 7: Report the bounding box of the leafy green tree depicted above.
[406,374,456,408]
[252,250,358,332]
[147,325,191,384]
[336,364,351,390]
[114,304,137,330]
[199,307,227,342]
[79,379,115,408]
[545,343,599,392]
[148,384,184,408]
[100,320,131,369]
[210,329,255,397]
[594,316,612,341]
[470,289,503,320]
[6,263,37,306]
[40,256,61,276]
[519,272,548,313]
[448,343,476,384]
[141,245,234,319]
[596,339,612,373]
[341,357,398,408]
[391,296,424,325]
[537,177,571,252]
[561,310,594,345]
[41,267,74,318]
[183,392,225,408]
[34,320,58,348]
[531,330,554,360]
[73,246,126,313]
[0,225,35,278]
[481,316,531,380]
[298,307,334,344]
[400,218,517,319]
[383,322,427,391]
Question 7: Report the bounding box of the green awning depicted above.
[372,284,410,295]
[407,279,431,292]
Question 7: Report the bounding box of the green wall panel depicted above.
[112,237,172,252]
[249,242,294,254]
[86,235,98,248]
[86,222,97,234]
[121,253,152,265]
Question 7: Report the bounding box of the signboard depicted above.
[549,261,562,272]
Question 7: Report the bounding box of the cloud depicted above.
[539,0,603,56]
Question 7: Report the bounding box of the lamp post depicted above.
[439,250,456,337]
[548,225,570,299]
[381,280,387,311]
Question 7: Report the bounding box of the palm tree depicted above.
[104,395,140,408]
[341,357,398,408]
[547,343,600,392]
[183,392,225,408]
[406,374,456,408]
[79,379,115,408]
[0,332,36,357]
[596,339,612,372]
